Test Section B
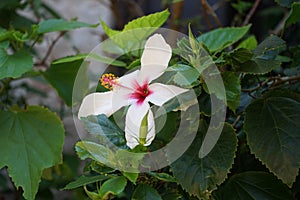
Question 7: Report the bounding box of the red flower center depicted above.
[130,82,153,105]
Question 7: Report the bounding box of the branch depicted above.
[200,0,222,28]
[241,0,261,26]
[270,11,290,36]
[170,1,184,31]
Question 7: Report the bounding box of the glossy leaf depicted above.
[80,114,127,149]
[37,19,97,34]
[166,64,200,87]
[63,175,109,190]
[197,25,251,52]
[132,183,162,200]
[122,172,138,184]
[0,49,33,79]
[170,121,237,199]
[214,172,295,200]
[99,176,127,198]
[0,106,64,200]
[244,92,300,186]
[43,59,88,106]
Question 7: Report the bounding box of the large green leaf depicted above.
[197,25,251,52]
[43,59,88,106]
[0,49,33,79]
[170,121,237,199]
[237,35,286,74]
[214,172,295,200]
[0,106,64,200]
[63,175,109,190]
[285,2,300,27]
[244,92,300,186]
[99,176,127,199]
[37,19,97,34]
[80,114,127,149]
[132,183,162,200]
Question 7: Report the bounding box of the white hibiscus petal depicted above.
[78,92,113,118]
[112,70,139,111]
[125,103,150,149]
[140,34,172,82]
[147,83,188,106]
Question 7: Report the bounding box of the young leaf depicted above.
[132,183,162,200]
[99,176,127,199]
[237,35,257,50]
[197,25,251,52]
[122,172,138,184]
[285,2,300,28]
[170,121,237,199]
[37,19,97,34]
[214,172,295,200]
[43,59,88,106]
[63,175,110,190]
[244,92,300,186]
[0,106,64,200]
[0,49,33,79]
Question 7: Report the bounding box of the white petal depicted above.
[147,83,188,106]
[125,103,155,149]
[78,92,113,118]
[112,70,139,111]
[140,34,172,82]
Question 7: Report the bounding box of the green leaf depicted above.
[197,25,251,52]
[237,35,257,50]
[0,106,64,200]
[123,9,170,31]
[0,49,33,79]
[122,172,138,184]
[166,64,200,87]
[285,2,300,27]
[63,175,110,190]
[170,121,237,199]
[101,10,170,52]
[214,172,295,200]
[43,59,88,106]
[237,35,286,74]
[132,183,162,200]
[52,53,126,67]
[37,19,97,34]
[244,92,300,186]
[222,72,241,112]
[148,172,176,182]
[99,176,127,198]
[80,114,127,149]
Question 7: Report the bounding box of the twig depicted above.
[200,0,222,28]
[40,31,66,65]
[232,115,241,128]
[270,12,290,36]
[170,1,184,31]
[241,0,261,26]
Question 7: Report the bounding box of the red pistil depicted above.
[130,81,153,105]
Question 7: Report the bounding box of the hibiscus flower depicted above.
[78,34,188,149]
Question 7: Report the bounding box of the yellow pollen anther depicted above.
[100,73,118,90]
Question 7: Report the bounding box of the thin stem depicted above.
[39,31,66,66]
[241,0,261,26]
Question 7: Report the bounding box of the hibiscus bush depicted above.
[1,0,300,200]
